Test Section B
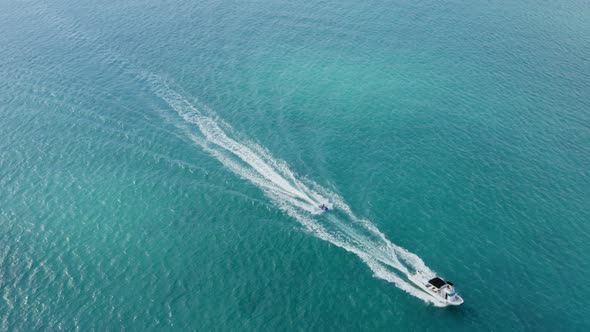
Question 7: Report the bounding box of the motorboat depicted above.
[409,272,464,306]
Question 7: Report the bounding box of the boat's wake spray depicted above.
[150,78,447,307]
[28,0,449,307]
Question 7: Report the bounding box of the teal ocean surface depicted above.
[1,0,589,330]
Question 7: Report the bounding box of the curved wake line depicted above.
[26,0,445,307]
[150,78,446,307]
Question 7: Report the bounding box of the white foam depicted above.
[32,1,445,306]
[150,79,445,306]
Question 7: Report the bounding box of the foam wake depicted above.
[28,0,445,306]
[150,78,446,306]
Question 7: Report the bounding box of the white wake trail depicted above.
[151,79,445,306]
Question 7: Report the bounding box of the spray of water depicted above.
[149,78,446,306]
[25,0,447,307]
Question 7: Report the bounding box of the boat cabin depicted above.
[427,277,458,300]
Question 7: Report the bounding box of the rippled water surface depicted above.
[1,0,589,330]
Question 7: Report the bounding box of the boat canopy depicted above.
[428,277,447,289]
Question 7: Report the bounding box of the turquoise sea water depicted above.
[1,0,590,330]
